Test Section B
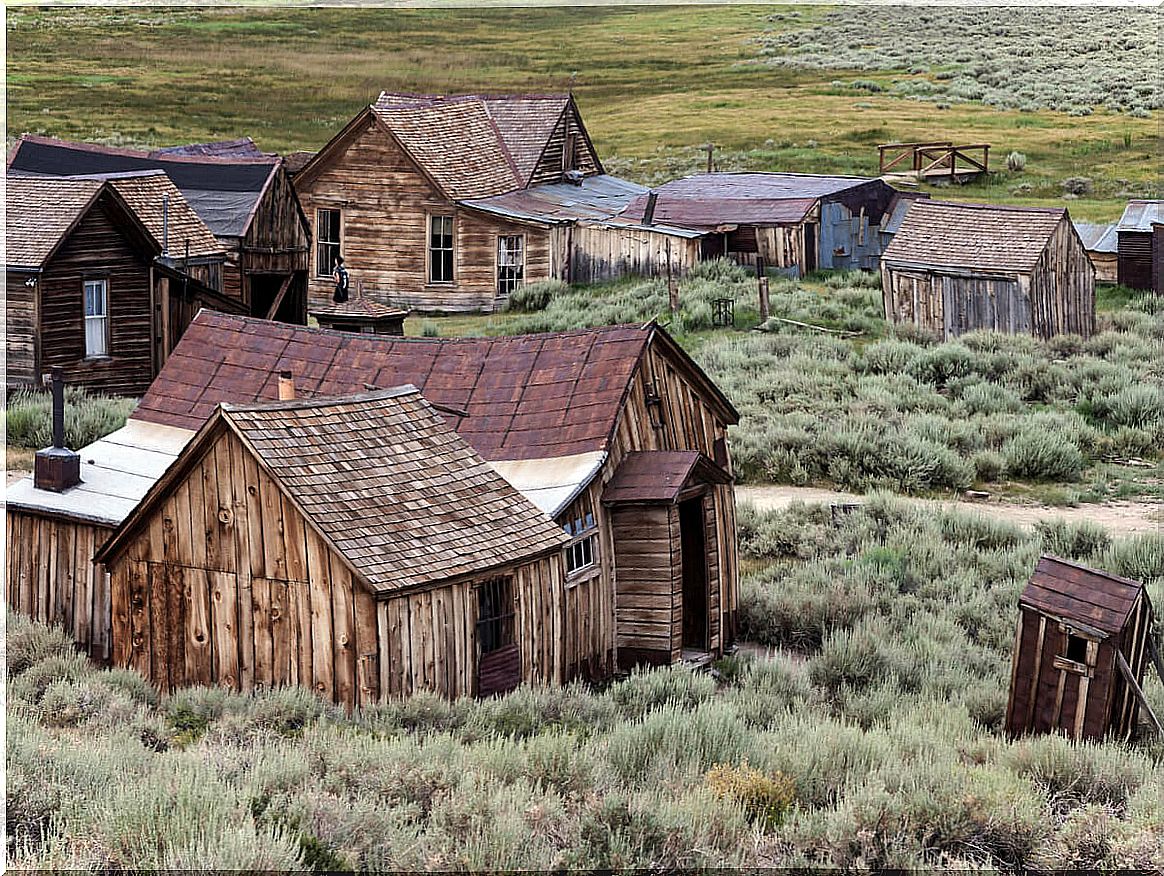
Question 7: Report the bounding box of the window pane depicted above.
[85,316,107,357]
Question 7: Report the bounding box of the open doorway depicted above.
[679,496,708,651]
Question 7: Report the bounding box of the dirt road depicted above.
[738,485,1164,537]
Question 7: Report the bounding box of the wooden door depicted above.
[475,576,520,697]
[679,497,708,650]
[803,223,817,274]
[940,275,1026,337]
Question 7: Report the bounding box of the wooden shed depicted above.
[309,296,408,335]
[881,201,1095,340]
[1115,200,1163,291]
[93,387,570,707]
[8,311,740,681]
[1005,555,1160,742]
[4,172,242,394]
[8,135,312,323]
[1073,220,1119,285]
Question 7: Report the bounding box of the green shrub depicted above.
[705,762,796,828]
[6,612,77,677]
[1003,429,1084,481]
[1035,518,1111,561]
[6,387,136,449]
[1006,150,1027,172]
[507,279,565,313]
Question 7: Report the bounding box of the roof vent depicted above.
[34,367,81,493]
[564,169,585,186]
[642,192,658,227]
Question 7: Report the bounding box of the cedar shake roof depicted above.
[101,387,568,593]
[5,174,104,268]
[309,298,409,320]
[602,451,732,504]
[106,172,225,259]
[1021,555,1145,636]
[132,310,656,461]
[150,138,268,158]
[371,92,574,197]
[882,200,1067,273]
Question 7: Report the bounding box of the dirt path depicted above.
[738,485,1164,537]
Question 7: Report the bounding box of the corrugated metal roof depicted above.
[882,200,1066,274]
[617,172,883,230]
[1021,555,1144,636]
[1116,200,1164,233]
[459,174,703,238]
[1074,221,1119,254]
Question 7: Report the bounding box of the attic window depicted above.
[563,495,598,577]
[563,131,577,173]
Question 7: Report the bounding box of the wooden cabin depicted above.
[4,172,243,395]
[7,311,741,681]
[93,388,570,707]
[1073,221,1119,285]
[309,297,408,336]
[1005,555,1160,742]
[8,135,312,323]
[615,173,903,277]
[881,201,1095,340]
[1115,200,1163,291]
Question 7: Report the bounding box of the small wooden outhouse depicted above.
[309,297,408,335]
[1005,555,1160,742]
[1115,200,1163,291]
[93,387,570,708]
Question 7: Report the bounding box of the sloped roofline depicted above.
[9,133,282,167]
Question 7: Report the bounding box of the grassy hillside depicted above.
[7,5,1159,220]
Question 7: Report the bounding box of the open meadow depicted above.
[6,5,1164,872]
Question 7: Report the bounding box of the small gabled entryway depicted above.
[603,451,732,670]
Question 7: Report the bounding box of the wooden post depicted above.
[758,276,770,322]
[704,143,714,174]
[668,274,680,315]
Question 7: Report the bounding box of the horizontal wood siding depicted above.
[527,103,602,187]
[6,509,113,661]
[610,504,676,663]
[1118,230,1153,290]
[39,199,156,396]
[6,272,38,385]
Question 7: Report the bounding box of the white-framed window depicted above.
[83,279,109,358]
[429,215,454,283]
[316,208,341,277]
[497,235,524,297]
[562,495,598,576]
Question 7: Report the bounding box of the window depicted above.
[316,209,341,277]
[476,577,515,655]
[1065,634,1089,665]
[429,215,454,283]
[562,496,598,576]
[83,279,108,358]
[497,235,524,297]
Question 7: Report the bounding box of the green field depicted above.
[6,5,1160,221]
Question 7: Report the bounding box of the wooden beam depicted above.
[264,273,294,321]
[1116,648,1163,735]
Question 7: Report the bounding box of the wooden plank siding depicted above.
[104,427,569,705]
[558,224,700,285]
[5,509,114,662]
[295,119,551,313]
[6,272,39,386]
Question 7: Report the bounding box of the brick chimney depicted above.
[34,368,82,492]
[278,370,296,401]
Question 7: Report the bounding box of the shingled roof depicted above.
[5,175,104,269]
[882,200,1067,273]
[98,387,568,593]
[105,171,225,259]
[1020,555,1145,636]
[132,311,659,461]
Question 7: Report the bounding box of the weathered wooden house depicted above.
[1115,200,1163,291]
[881,201,1095,340]
[1005,555,1160,742]
[1073,221,1119,285]
[8,135,312,323]
[292,92,700,312]
[7,311,740,684]
[615,173,904,276]
[92,388,570,706]
[5,172,243,394]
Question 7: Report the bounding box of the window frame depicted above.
[82,277,110,359]
[496,234,525,298]
[427,213,456,285]
[561,495,600,581]
[315,208,342,278]
[475,576,516,656]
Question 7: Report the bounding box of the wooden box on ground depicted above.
[1005,555,1159,742]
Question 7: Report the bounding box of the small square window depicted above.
[1065,634,1088,664]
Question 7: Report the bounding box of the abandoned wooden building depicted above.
[8,135,312,323]
[291,92,699,312]
[4,172,244,394]
[881,200,1095,340]
[1073,220,1119,285]
[6,310,741,687]
[92,388,571,706]
[1115,200,1163,291]
[615,172,905,276]
[1005,555,1160,742]
[308,296,408,336]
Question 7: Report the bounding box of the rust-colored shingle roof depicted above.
[132,310,653,461]
[883,200,1066,274]
[107,172,224,259]
[5,174,104,268]
[1021,555,1145,636]
[222,388,568,592]
[372,92,571,197]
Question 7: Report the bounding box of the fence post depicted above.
[758,276,770,322]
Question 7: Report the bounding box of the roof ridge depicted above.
[919,199,1066,215]
[15,134,280,167]
[221,384,419,414]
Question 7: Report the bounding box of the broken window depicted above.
[497,235,524,297]
[476,577,515,655]
[563,496,598,576]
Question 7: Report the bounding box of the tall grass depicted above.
[6,387,136,450]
